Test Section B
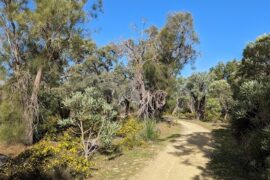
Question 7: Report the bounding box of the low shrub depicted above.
[1,131,93,179]
[117,117,143,137]
[117,117,143,149]
[38,115,60,140]
[60,87,118,158]
[119,133,144,149]
[99,121,120,154]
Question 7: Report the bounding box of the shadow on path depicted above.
[200,128,262,180]
[168,132,213,160]
[167,126,261,180]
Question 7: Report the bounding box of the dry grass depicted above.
[0,143,27,157]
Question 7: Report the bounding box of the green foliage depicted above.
[2,132,93,179]
[0,0,103,145]
[229,34,270,178]
[230,81,270,177]
[100,120,120,153]
[205,98,222,121]
[60,87,118,157]
[0,100,21,122]
[0,98,26,144]
[117,117,143,137]
[140,119,160,141]
[210,60,239,82]
[39,116,60,139]
[123,12,198,119]
[208,80,233,121]
[185,72,211,120]
[206,128,262,180]
[210,62,226,80]
[143,61,169,91]
[159,12,199,72]
[117,118,159,148]
[240,34,270,81]
[263,126,270,179]
[210,60,240,96]
[62,87,117,127]
[0,122,25,144]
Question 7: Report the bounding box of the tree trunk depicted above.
[172,99,180,115]
[194,97,205,120]
[24,67,43,145]
[124,98,130,117]
[224,111,228,122]
[31,67,43,103]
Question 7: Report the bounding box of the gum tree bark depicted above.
[24,67,42,145]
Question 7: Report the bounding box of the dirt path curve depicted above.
[130,118,213,180]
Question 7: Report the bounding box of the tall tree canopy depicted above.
[0,0,102,144]
[123,12,199,119]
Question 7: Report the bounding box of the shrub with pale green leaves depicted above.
[59,87,119,158]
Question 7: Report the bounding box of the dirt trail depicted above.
[130,119,213,180]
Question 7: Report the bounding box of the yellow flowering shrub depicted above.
[117,117,144,149]
[2,131,93,179]
[117,117,143,137]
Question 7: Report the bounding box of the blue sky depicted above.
[89,0,270,76]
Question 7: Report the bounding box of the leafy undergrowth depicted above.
[91,121,182,180]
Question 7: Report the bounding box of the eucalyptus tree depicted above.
[239,34,270,82]
[64,43,133,116]
[208,80,233,121]
[185,72,211,120]
[64,43,119,92]
[123,12,199,119]
[210,60,240,94]
[172,77,195,115]
[0,0,102,145]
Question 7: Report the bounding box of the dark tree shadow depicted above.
[199,128,262,180]
[158,133,181,142]
[166,126,262,180]
[168,132,213,160]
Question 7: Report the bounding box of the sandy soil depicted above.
[130,119,213,180]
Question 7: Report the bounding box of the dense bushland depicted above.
[230,35,270,179]
[0,0,198,178]
[173,34,270,178]
[0,0,269,179]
